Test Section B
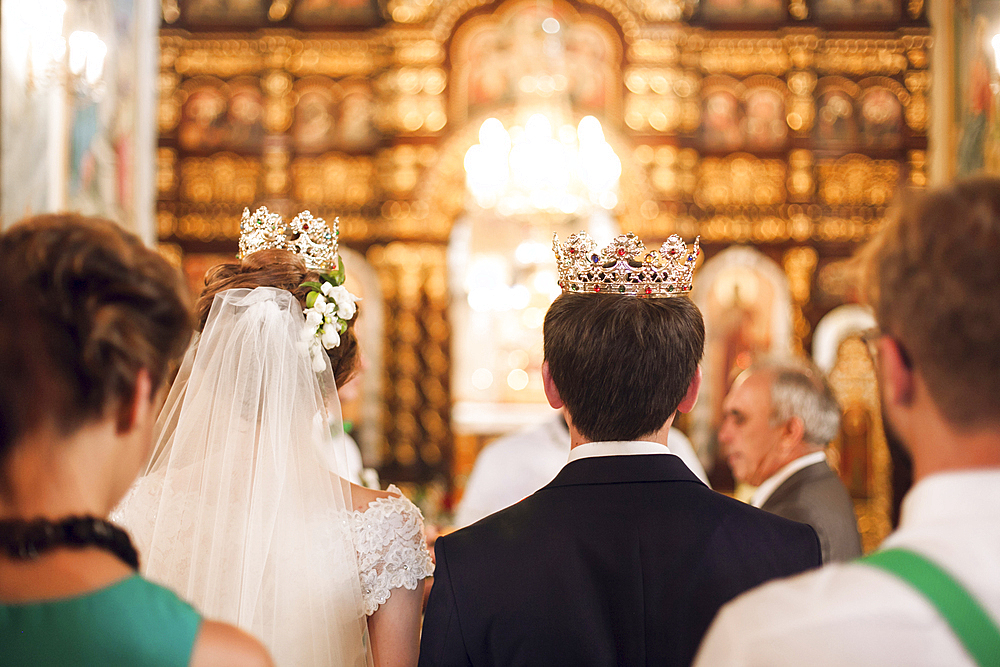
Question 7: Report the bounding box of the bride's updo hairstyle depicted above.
[197,248,360,388]
[0,214,192,444]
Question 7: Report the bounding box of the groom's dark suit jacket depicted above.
[419,453,821,667]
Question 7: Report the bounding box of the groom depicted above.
[419,234,822,666]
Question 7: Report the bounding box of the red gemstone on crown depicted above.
[617,248,625,256]
[302,223,309,230]
[645,287,652,294]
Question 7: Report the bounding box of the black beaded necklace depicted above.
[0,516,139,570]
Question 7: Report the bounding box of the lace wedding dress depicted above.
[113,288,433,666]
[352,485,435,616]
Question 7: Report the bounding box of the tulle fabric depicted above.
[114,287,371,666]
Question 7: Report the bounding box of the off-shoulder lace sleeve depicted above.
[352,484,435,616]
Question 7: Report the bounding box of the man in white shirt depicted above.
[719,360,861,562]
[421,234,821,667]
[454,415,709,528]
[695,177,1000,666]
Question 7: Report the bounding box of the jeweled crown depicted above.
[553,231,700,297]
[238,206,339,273]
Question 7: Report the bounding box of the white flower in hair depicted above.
[300,259,361,373]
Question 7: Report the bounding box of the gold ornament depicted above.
[553,232,700,298]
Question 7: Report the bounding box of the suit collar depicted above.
[759,460,835,510]
[545,453,706,489]
[751,451,828,508]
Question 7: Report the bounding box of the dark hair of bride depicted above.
[198,249,360,388]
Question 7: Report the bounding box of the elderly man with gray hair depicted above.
[719,358,862,563]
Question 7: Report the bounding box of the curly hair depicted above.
[196,249,360,388]
[0,214,192,440]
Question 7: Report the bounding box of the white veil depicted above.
[114,287,371,666]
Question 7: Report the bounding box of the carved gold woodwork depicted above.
[393,37,446,66]
[828,336,892,553]
[908,0,925,20]
[692,35,790,76]
[158,148,178,197]
[638,0,686,22]
[787,149,814,201]
[285,39,383,77]
[696,154,786,209]
[290,155,375,208]
[789,0,808,20]
[902,34,932,70]
[818,155,899,207]
[431,0,640,43]
[377,67,447,134]
[636,145,697,200]
[782,246,818,354]
[170,211,242,242]
[629,36,681,65]
[908,150,927,189]
[625,68,698,132]
[159,72,181,132]
[263,70,294,133]
[816,39,908,76]
[179,154,261,204]
[368,242,451,472]
[263,146,290,196]
[904,70,929,132]
[787,70,816,132]
[785,33,819,71]
[376,144,437,198]
[388,0,438,24]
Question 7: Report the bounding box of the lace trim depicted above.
[352,485,435,616]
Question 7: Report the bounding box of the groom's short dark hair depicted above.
[543,293,704,442]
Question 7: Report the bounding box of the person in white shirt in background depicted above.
[695,177,1000,667]
[455,414,709,528]
[719,359,861,563]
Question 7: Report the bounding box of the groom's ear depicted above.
[676,365,702,414]
[542,361,565,410]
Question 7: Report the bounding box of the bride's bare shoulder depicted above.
[349,482,400,513]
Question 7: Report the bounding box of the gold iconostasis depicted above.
[148,0,943,549]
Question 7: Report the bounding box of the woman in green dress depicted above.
[0,215,273,667]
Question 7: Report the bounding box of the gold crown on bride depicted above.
[553,231,700,297]
[238,206,339,273]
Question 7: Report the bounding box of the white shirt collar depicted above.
[750,451,828,508]
[886,468,1000,538]
[567,440,671,463]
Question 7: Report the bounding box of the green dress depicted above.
[0,574,201,666]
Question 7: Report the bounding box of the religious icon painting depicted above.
[183,0,267,25]
[292,0,387,28]
[226,80,266,152]
[955,4,1000,176]
[743,85,787,151]
[179,81,229,151]
[698,0,785,24]
[815,88,859,149]
[811,0,898,22]
[858,87,902,148]
[294,82,341,154]
[837,404,872,499]
[701,88,743,152]
[336,81,380,152]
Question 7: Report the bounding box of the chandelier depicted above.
[464,114,622,219]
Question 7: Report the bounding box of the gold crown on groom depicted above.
[238,206,339,273]
[553,232,700,297]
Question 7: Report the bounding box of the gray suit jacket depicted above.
[761,460,862,563]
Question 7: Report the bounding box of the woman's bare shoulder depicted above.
[190,620,274,667]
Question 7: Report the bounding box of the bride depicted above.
[114,208,433,667]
